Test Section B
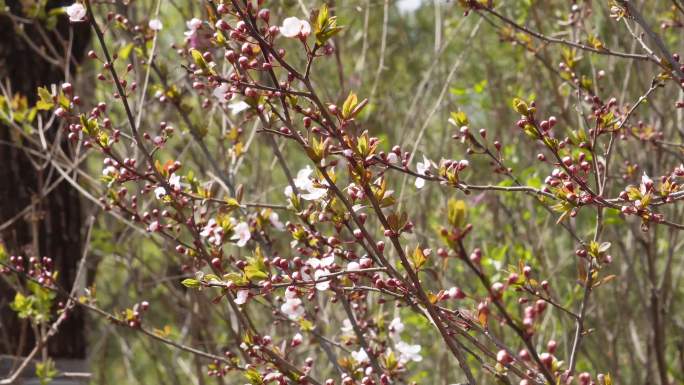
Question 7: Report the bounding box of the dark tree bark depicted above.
[0,0,90,360]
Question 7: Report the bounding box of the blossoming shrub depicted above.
[3,1,684,385]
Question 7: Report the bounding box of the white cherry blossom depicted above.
[388,317,405,339]
[341,319,354,333]
[213,83,230,100]
[169,173,181,191]
[281,296,305,320]
[415,155,432,189]
[347,261,361,271]
[396,341,422,363]
[235,290,249,305]
[102,166,117,176]
[351,348,369,363]
[307,255,334,269]
[154,186,167,199]
[148,18,163,31]
[284,166,327,200]
[280,17,311,38]
[314,269,330,291]
[232,221,251,247]
[228,101,250,115]
[268,212,285,230]
[66,3,86,22]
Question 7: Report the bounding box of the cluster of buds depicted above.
[5,256,55,286]
[544,167,592,206]
[125,300,150,328]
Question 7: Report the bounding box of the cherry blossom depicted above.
[228,101,251,115]
[154,186,167,199]
[351,348,369,364]
[213,83,230,101]
[415,155,432,189]
[66,3,86,22]
[235,290,249,305]
[341,319,354,334]
[148,19,163,31]
[347,261,361,271]
[184,18,202,37]
[148,220,161,232]
[263,372,282,382]
[200,219,224,246]
[395,341,422,363]
[307,255,334,270]
[388,317,405,339]
[674,164,684,177]
[314,269,330,291]
[268,211,285,230]
[213,85,250,114]
[280,17,311,39]
[640,172,654,195]
[281,289,305,320]
[232,221,251,247]
[102,165,117,176]
[284,166,327,200]
[169,173,182,191]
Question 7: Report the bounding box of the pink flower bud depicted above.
[258,9,270,22]
[496,350,512,365]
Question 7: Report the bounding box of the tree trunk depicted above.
[0,0,90,363]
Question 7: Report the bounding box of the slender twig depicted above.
[480,6,650,61]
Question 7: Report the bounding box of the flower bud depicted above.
[496,350,512,365]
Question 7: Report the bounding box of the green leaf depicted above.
[190,49,214,75]
[223,272,249,286]
[243,368,263,385]
[118,43,134,60]
[36,87,54,111]
[473,79,487,93]
[204,274,221,284]
[341,91,357,119]
[313,4,343,45]
[36,358,59,385]
[316,4,329,31]
[512,97,529,115]
[384,349,398,370]
[10,292,30,318]
[411,246,427,270]
[450,111,468,126]
[245,264,268,281]
[181,278,200,288]
[605,373,613,385]
[244,248,269,281]
[225,197,241,209]
[299,318,314,331]
[447,199,467,228]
